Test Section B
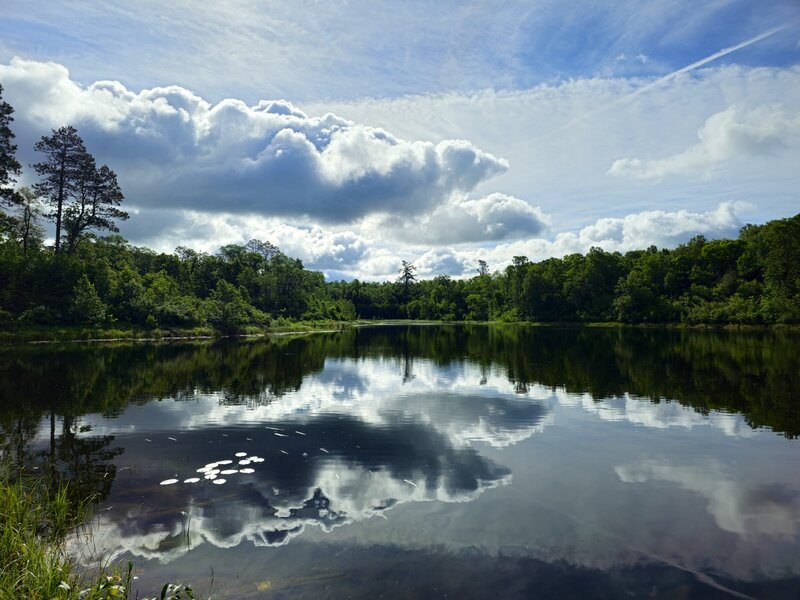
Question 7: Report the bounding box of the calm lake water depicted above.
[2,325,799,599]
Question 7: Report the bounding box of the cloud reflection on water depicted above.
[67,353,783,566]
[554,387,759,438]
[616,459,800,538]
[3,327,794,598]
[74,372,544,563]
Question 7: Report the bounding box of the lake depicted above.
[1,325,799,599]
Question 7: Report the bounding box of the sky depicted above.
[1,0,799,280]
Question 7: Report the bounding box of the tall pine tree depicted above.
[0,84,22,208]
[64,156,128,254]
[33,126,87,255]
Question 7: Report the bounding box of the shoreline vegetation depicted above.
[0,466,197,600]
[2,319,799,346]
[1,214,798,338]
[2,212,799,336]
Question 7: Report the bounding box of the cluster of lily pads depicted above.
[159,452,266,487]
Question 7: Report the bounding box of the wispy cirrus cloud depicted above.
[1,1,797,104]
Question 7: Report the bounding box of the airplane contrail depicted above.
[626,23,793,100]
[531,22,796,141]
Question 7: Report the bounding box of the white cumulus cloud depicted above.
[125,210,374,272]
[0,57,508,222]
[123,201,746,280]
[375,193,550,244]
[608,105,800,180]
[3,57,796,281]
[555,201,745,251]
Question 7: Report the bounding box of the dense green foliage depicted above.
[0,85,798,329]
[2,210,798,330]
[332,216,800,324]
[0,232,350,330]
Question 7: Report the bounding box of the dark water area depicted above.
[1,325,799,599]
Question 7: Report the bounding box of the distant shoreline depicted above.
[2,319,797,345]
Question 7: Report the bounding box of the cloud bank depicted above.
[394,202,745,279]
[378,193,551,244]
[0,57,509,222]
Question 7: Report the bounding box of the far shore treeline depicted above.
[0,84,799,332]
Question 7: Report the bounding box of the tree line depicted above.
[0,84,798,330]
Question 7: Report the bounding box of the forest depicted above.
[1,84,799,331]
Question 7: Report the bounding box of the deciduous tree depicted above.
[70,274,107,325]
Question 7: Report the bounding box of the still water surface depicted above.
[1,325,799,598]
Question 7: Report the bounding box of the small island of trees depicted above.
[0,84,798,336]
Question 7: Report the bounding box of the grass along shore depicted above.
[0,318,358,345]
[0,466,197,600]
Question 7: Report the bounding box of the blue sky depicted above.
[1,1,799,279]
